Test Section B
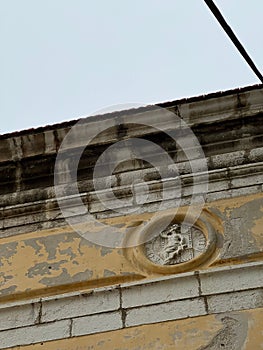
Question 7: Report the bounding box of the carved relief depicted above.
[144,223,207,265]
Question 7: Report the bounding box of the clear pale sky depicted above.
[1,0,262,134]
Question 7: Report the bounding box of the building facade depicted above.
[0,85,262,349]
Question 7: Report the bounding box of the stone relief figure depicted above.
[159,224,188,264]
[144,223,207,266]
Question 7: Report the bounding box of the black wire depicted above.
[204,0,263,84]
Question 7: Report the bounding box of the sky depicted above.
[1,0,262,134]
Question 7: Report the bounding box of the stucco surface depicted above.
[7,308,262,350]
[0,193,262,301]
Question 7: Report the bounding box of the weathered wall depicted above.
[0,260,262,348]
[0,85,262,349]
[7,308,262,350]
[0,193,262,302]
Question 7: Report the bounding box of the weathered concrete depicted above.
[41,287,119,322]
[72,311,123,337]
[3,309,263,350]
[0,261,262,348]
[0,85,263,348]
[0,320,71,349]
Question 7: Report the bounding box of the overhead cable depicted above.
[204,0,263,84]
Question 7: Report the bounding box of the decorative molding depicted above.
[124,209,219,274]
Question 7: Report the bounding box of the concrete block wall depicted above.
[0,261,262,349]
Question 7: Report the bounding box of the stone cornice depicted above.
[0,85,262,162]
[0,85,263,226]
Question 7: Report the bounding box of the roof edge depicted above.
[1,83,262,140]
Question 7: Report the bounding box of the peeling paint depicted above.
[0,194,262,300]
[103,269,116,278]
[0,285,17,295]
[58,247,77,260]
[221,197,263,259]
[40,267,93,287]
[0,273,13,287]
[100,247,113,257]
[9,309,262,350]
[0,241,18,266]
[199,313,248,349]
[27,261,68,278]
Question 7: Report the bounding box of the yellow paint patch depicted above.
[245,309,263,349]
[212,192,263,216]
[0,193,263,302]
[251,207,263,248]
